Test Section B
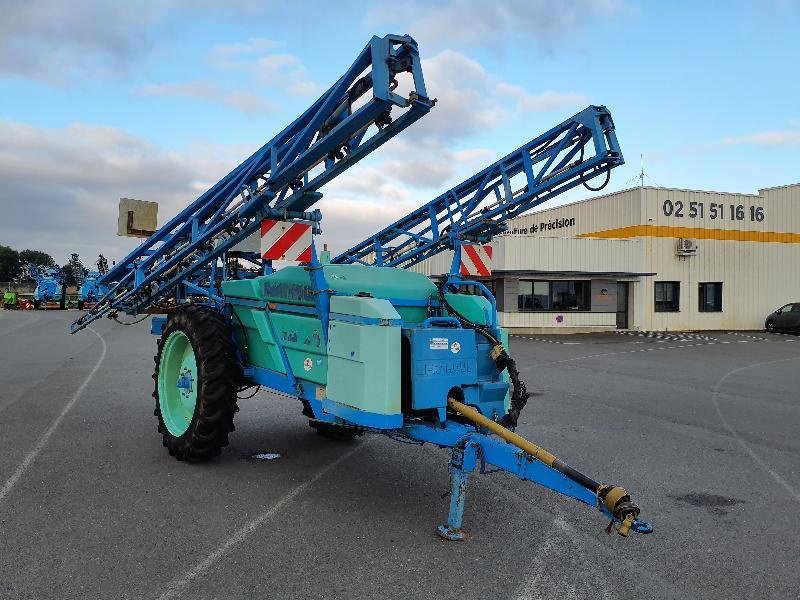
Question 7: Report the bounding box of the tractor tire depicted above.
[153,305,240,462]
[77,300,84,310]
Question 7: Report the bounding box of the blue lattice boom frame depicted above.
[71,34,434,333]
[333,105,623,269]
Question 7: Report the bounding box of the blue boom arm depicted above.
[22,262,44,285]
[333,105,622,268]
[71,34,434,333]
[23,262,64,285]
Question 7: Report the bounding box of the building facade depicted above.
[412,183,800,333]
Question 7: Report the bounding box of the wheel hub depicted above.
[177,369,194,397]
[158,330,199,437]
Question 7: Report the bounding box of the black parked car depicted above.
[765,303,800,333]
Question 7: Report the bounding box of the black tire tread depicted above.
[153,305,240,462]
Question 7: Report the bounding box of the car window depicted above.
[777,304,792,313]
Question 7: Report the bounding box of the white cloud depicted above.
[210,37,281,59]
[495,84,587,112]
[365,0,632,51]
[223,90,274,117]
[315,145,495,254]
[394,50,588,147]
[407,50,506,143]
[326,168,412,205]
[380,140,494,188]
[0,119,238,263]
[209,40,318,98]
[135,80,272,117]
[137,81,220,100]
[0,2,282,84]
[252,54,318,97]
[0,117,476,264]
[721,129,800,147]
[0,0,159,84]
[316,197,420,255]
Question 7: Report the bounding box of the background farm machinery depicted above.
[24,262,66,309]
[2,289,18,309]
[71,34,652,540]
[69,253,110,310]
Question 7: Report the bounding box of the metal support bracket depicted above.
[436,441,480,541]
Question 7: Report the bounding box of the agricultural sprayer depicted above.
[69,253,109,310]
[72,34,652,540]
[24,262,66,309]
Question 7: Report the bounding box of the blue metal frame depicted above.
[24,262,65,303]
[71,34,434,334]
[333,105,623,269]
[64,35,653,538]
[402,420,652,538]
[23,262,64,287]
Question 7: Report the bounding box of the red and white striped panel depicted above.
[260,219,313,262]
[459,244,492,277]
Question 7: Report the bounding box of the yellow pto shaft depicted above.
[447,397,641,536]
[447,398,557,467]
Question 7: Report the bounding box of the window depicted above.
[698,282,722,312]
[654,281,680,312]
[518,280,590,311]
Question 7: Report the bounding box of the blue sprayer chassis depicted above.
[72,34,652,540]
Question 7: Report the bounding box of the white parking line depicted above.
[511,517,607,600]
[711,356,800,505]
[0,326,106,503]
[156,442,367,600]
[521,341,720,370]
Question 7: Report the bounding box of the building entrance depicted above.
[616,282,629,329]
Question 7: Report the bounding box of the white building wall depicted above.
[497,236,643,273]
[640,237,799,330]
[503,183,800,331]
[409,236,644,276]
[505,188,642,238]
[405,183,800,332]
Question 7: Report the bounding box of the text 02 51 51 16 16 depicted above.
[662,199,764,222]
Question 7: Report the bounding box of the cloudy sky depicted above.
[1,0,799,264]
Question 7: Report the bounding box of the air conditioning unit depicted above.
[676,238,698,255]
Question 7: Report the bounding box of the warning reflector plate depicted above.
[459,244,492,277]
[260,219,313,262]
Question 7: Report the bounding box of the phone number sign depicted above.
[661,199,765,222]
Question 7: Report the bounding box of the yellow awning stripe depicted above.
[577,225,800,243]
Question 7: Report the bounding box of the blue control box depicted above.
[405,327,478,410]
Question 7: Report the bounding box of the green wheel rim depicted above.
[158,331,198,437]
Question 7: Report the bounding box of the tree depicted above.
[61,263,82,287]
[0,245,21,282]
[19,249,55,268]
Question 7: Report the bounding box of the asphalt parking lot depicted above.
[1,310,798,600]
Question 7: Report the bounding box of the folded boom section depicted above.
[71,34,434,333]
[333,105,623,269]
